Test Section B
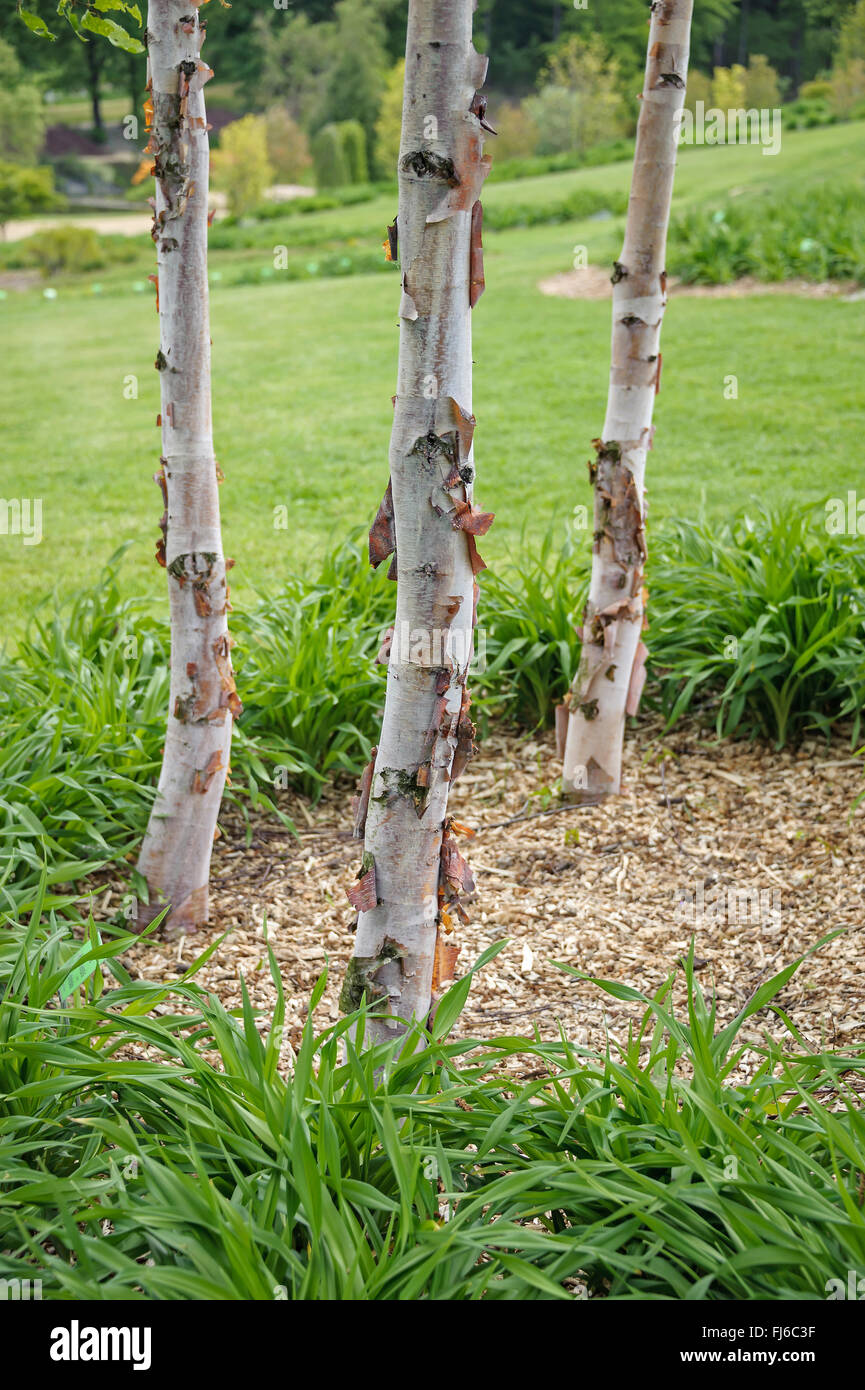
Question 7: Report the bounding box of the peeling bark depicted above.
[562,0,692,802]
[136,1,239,934]
[342,0,492,1043]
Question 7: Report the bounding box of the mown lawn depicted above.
[1,122,863,630]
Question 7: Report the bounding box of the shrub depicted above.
[712,63,747,111]
[211,114,274,218]
[3,224,136,276]
[667,182,865,285]
[829,59,865,117]
[838,0,865,66]
[311,122,349,188]
[336,118,368,183]
[743,53,782,109]
[0,161,64,234]
[373,59,404,178]
[526,34,630,156]
[799,79,833,101]
[264,105,313,184]
[492,100,539,160]
[683,67,713,115]
[648,507,865,746]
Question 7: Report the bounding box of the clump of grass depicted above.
[2,506,861,922]
[648,505,865,746]
[231,534,391,800]
[668,181,865,284]
[1,886,862,1301]
[475,525,587,730]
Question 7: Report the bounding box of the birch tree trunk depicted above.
[340,0,493,1043]
[561,0,692,802]
[136,1,240,933]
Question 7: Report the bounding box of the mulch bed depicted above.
[538,266,863,301]
[112,717,865,1077]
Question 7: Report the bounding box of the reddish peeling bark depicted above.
[340,0,493,1041]
[136,1,239,933]
[562,0,693,802]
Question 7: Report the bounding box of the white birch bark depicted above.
[341,0,492,1042]
[562,0,692,801]
[136,1,239,933]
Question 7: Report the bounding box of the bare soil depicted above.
[539,266,862,301]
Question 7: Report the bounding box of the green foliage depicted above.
[2,505,862,923]
[1,905,862,1301]
[4,222,136,275]
[0,159,62,229]
[0,38,45,164]
[712,63,748,112]
[487,138,634,182]
[481,185,627,230]
[264,105,312,185]
[12,0,145,51]
[648,508,865,747]
[838,0,865,64]
[310,122,349,189]
[0,557,166,922]
[337,119,368,185]
[668,181,865,283]
[784,96,837,129]
[490,101,539,161]
[527,34,630,157]
[314,0,386,164]
[800,79,834,100]
[829,58,865,116]
[684,67,714,116]
[211,115,274,219]
[742,53,783,108]
[476,528,587,731]
[373,58,404,178]
[230,536,390,800]
[0,553,285,924]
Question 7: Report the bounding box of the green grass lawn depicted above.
[1,122,864,632]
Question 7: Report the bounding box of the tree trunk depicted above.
[561,0,692,802]
[136,1,240,934]
[340,0,492,1043]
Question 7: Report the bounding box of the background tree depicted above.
[526,34,630,154]
[211,114,274,217]
[0,38,46,163]
[341,0,493,1042]
[561,0,693,802]
[7,0,143,138]
[264,106,312,184]
[373,58,404,176]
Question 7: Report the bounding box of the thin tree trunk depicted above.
[561,0,692,801]
[136,1,240,933]
[340,0,493,1043]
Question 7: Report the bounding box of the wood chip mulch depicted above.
[538,266,863,302]
[104,718,865,1080]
